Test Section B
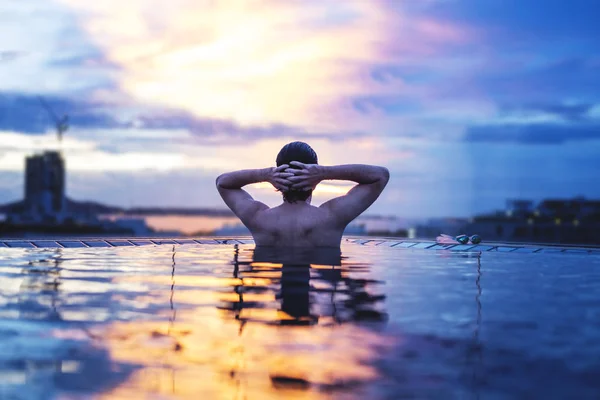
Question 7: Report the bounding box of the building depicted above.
[505,199,534,217]
[23,151,66,223]
[463,197,600,245]
[2,150,157,236]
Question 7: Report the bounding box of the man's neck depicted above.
[281,197,312,207]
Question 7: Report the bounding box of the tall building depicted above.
[23,151,66,222]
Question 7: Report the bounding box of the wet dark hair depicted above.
[276,141,318,203]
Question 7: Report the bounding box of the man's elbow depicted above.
[215,174,225,189]
[378,166,390,185]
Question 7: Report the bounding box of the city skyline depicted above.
[1,0,600,218]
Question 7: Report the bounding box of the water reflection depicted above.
[5,243,596,399]
[11,250,64,390]
[0,248,136,398]
[219,245,387,327]
[0,245,490,399]
[467,253,483,399]
[19,249,63,321]
[83,244,393,399]
[169,245,177,333]
[6,243,488,399]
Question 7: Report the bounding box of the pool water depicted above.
[0,241,599,399]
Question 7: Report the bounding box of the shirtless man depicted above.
[216,141,389,247]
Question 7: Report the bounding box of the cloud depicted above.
[465,122,600,144]
[4,0,599,143]
[0,92,120,134]
[0,51,26,62]
[499,103,594,121]
[0,131,200,173]
[0,91,370,152]
[0,129,403,176]
[134,110,368,144]
[54,0,470,129]
[3,0,600,217]
[479,58,600,104]
[0,0,114,95]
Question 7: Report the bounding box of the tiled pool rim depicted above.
[0,236,598,255]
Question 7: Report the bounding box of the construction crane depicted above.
[37,96,69,145]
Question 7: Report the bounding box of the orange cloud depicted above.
[58,0,468,131]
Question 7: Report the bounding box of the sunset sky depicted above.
[1,0,599,218]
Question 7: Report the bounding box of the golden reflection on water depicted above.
[93,320,392,399]
[85,244,391,398]
[5,244,389,398]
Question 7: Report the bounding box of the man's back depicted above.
[250,204,343,247]
[216,141,389,248]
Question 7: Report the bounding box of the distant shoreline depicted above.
[0,198,236,217]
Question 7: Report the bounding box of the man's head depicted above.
[276,141,318,203]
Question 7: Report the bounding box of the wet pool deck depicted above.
[0,236,598,255]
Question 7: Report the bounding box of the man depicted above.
[216,141,389,247]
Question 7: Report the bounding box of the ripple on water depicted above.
[0,244,599,398]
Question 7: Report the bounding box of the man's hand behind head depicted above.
[286,161,324,191]
[268,164,294,192]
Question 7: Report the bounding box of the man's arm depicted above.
[287,163,389,227]
[216,165,291,227]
